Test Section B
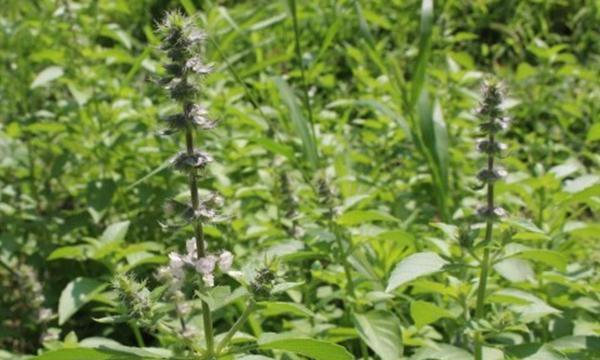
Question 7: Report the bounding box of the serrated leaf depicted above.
[386,252,447,292]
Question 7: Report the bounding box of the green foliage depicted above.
[0,0,598,359]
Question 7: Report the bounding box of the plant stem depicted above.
[129,322,145,347]
[328,208,355,299]
[289,0,318,159]
[215,299,256,355]
[328,208,368,359]
[184,129,214,356]
[474,131,495,360]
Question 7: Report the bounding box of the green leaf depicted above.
[259,301,315,318]
[258,333,353,360]
[100,221,130,244]
[410,0,434,107]
[337,210,399,226]
[47,245,88,261]
[87,179,117,224]
[516,62,536,80]
[411,343,471,360]
[504,343,566,360]
[550,335,600,354]
[254,137,295,160]
[386,252,447,292]
[376,230,415,250]
[32,348,126,360]
[512,250,567,271]
[180,0,197,15]
[58,277,106,325]
[79,337,172,358]
[31,66,64,88]
[494,258,535,282]
[353,310,403,360]
[410,300,451,328]
[492,289,560,323]
[417,92,449,220]
[275,77,319,169]
[564,174,599,193]
[100,24,132,50]
[586,122,600,142]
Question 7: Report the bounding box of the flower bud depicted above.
[476,168,507,183]
[171,150,213,172]
[476,139,507,154]
[476,206,507,220]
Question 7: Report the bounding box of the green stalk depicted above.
[129,322,145,347]
[474,132,495,360]
[215,299,256,355]
[288,0,317,144]
[185,130,214,356]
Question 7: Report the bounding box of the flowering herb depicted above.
[473,79,510,360]
[156,11,223,356]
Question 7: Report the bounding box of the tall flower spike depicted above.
[475,79,508,220]
[156,12,224,355]
[473,78,511,360]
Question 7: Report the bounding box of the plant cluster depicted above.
[0,1,598,360]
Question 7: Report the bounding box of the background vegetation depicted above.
[1,0,598,359]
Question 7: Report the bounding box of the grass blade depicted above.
[410,0,434,108]
[287,0,317,147]
[275,77,319,170]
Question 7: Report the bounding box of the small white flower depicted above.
[157,266,170,278]
[189,104,216,129]
[182,324,199,339]
[171,266,185,282]
[169,252,185,268]
[218,251,234,272]
[202,273,214,287]
[39,308,53,322]
[195,255,217,275]
[177,302,191,316]
[185,57,212,74]
[195,206,217,221]
[186,238,197,256]
[188,29,206,43]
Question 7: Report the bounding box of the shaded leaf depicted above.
[58,277,106,325]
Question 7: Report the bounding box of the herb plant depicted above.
[0,1,598,360]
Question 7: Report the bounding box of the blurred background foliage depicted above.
[0,0,598,358]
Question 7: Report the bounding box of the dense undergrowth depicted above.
[1,0,599,359]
